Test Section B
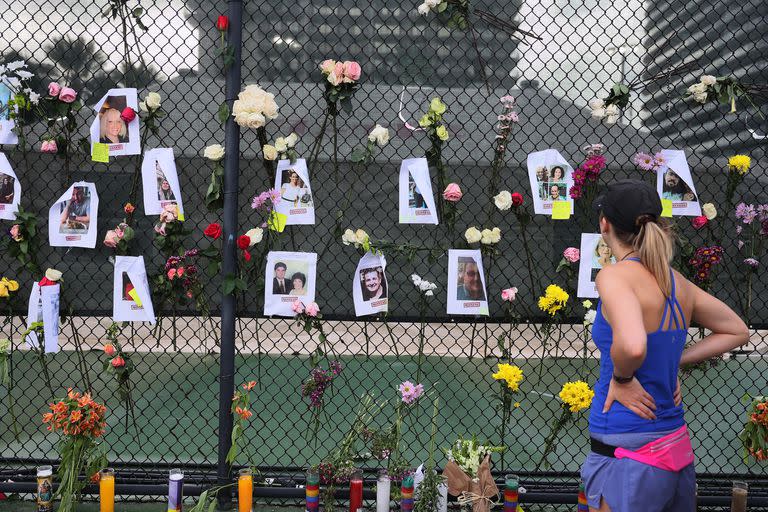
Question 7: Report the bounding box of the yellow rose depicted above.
[419,114,433,128]
[430,97,446,115]
[436,125,449,141]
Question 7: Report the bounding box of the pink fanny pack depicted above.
[614,425,694,472]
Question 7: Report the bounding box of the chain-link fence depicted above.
[1,0,767,507]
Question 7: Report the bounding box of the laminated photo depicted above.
[273,158,315,225]
[89,88,141,157]
[526,149,575,216]
[142,148,184,217]
[26,282,60,354]
[399,157,438,224]
[656,149,702,217]
[577,233,616,298]
[447,249,489,316]
[264,251,318,317]
[113,255,156,323]
[48,182,99,248]
[353,252,388,317]
[0,152,21,220]
[0,83,18,145]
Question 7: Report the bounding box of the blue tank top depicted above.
[588,258,687,434]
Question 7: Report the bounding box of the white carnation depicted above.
[604,114,619,125]
[425,290,434,297]
[480,227,501,245]
[245,227,264,245]
[494,190,513,211]
[368,124,390,146]
[588,98,604,110]
[417,2,430,15]
[605,104,619,116]
[204,144,225,161]
[464,226,482,244]
[590,108,605,120]
[341,228,357,246]
[419,281,433,291]
[411,274,422,286]
[700,75,716,86]
[584,309,597,326]
[702,203,717,220]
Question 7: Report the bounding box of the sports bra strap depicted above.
[621,257,688,331]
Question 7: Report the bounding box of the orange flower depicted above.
[243,381,257,391]
[42,413,54,423]
[235,406,253,420]
[70,410,82,423]
[124,203,136,214]
[90,472,101,483]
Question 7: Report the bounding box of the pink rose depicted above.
[47,82,62,97]
[692,216,708,229]
[103,230,119,248]
[563,247,580,263]
[291,299,305,314]
[120,107,136,123]
[41,140,57,153]
[342,61,361,82]
[501,287,517,302]
[320,59,336,75]
[442,183,462,202]
[167,268,177,280]
[305,302,320,317]
[114,226,125,239]
[177,266,185,277]
[154,224,166,236]
[58,87,77,103]
[9,224,22,242]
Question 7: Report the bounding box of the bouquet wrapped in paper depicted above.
[442,437,503,512]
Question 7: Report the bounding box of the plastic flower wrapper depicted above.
[443,436,502,512]
[538,381,594,469]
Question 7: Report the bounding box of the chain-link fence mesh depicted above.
[1,0,767,506]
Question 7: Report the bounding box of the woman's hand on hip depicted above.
[603,377,656,420]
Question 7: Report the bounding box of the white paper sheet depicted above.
[399,157,438,224]
[656,149,702,217]
[113,255,156,323]
[142,148,184,217]
[447,249,489,316]
[0,84,17,145]
[273,159,315,225]
[264,251,318,317]
[48,181,98,248]
[526,149,575,216]
[353,252,388,317]
[26,282,60,354]
[0,152,21,220]
[577,233,616,298]
[89,87,141,157]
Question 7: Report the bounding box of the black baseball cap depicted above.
[592,179,662,234]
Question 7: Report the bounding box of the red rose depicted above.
[691,216,708,229]
[237,235,250,250]
[120,107,136,123]
[242,250,252,262]
[111,356,125,368]
[204,222,222,239]
[216,15,229,32]
[511,192,524,206]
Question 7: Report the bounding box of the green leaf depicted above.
[217,102,230,125]
[235,278,248,292]
[132,6,144,17]
[350,146,367,163]
[222,276,236,295]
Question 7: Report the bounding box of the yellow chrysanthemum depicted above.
[728,155,751,175]
[559,381,594,413]
[492,363,523,391]
[537,284,569,316]
[0,278,19,292]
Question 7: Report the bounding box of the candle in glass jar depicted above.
[503,474,519,512]
[577,479,588,512]
[731,481,748,512]
[349,469,363,512]
[400,474,414,512]
[167,468,184,512]
[99,468,115,512]
[238,468,253,512]
[376,470,390,512]
[306,468,320,512]
[36,465,53,512]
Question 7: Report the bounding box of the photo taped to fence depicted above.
[264,251,318,316]
[273,158,315,225]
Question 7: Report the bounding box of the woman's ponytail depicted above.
[633,216,675,297]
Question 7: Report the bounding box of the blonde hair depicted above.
[99,108,126,139]
[615,215,675,297]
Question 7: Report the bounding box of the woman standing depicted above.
[582,179,748,512]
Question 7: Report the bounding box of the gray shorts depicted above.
[580,429,696,512]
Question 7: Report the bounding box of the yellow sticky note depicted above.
[176,204,185,222]
[551,201,571,220]
[127,288,142,307]
[268,211,287,232]
[661,199,672,218]
[92,143,109,163]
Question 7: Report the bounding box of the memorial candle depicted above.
[238,468,253,512]
[306,468,320,512]
[167,468,184,512]
[577,479,588,512]
[349,469,363,512]
[400,474,414,512]
[36,465,53,512]
[731,481,748,512]
[376,470,391,512]
[99,468,115,512]
[503,474,519,512]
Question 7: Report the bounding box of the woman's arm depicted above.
[681,282,749,365]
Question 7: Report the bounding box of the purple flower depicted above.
[398,380,424,404]
[757,204,768,222]
[633,152,655,171]
[744,258,759,268]
[735,203,757,224]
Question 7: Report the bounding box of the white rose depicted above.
[341,229,357,246]
[687,82,707,95]
[274,137,288,152]
[464,226,482,244]
[245,227,264,246]
[138,101,147,112]
[702,203,717,220]
[45,268,63,282]
[588,98,604,110]
[700,75,716,86]
[145,91,161,110]
[604,114,619,125]
[263,144,277,161]
[354,228,369,245]
[425,0,440,7]
[368,124,390,146]
[262,93,279,119]
[480,227,501,245]
[411,274,422,285]
[327,70,342,86]
[204,144,225,161]
[605,104,619,116]
[584,309,597,326]
[417,2,430,14]
[285,133,299,148]
[590,107,606,120]
[494,190,513,211]
[693,92,708,104]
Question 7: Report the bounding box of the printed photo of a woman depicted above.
[662,168,697,202]
[549,165,565,182]
[98,96,129,144]
[0,173,14,204]
[288,272,307,296]
[593,236,614,268]
[408,175,427,209]
[280,169,312,208]
[156,161,176,202]
[360,267,387,301]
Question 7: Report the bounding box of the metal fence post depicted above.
[217,0,244,508]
